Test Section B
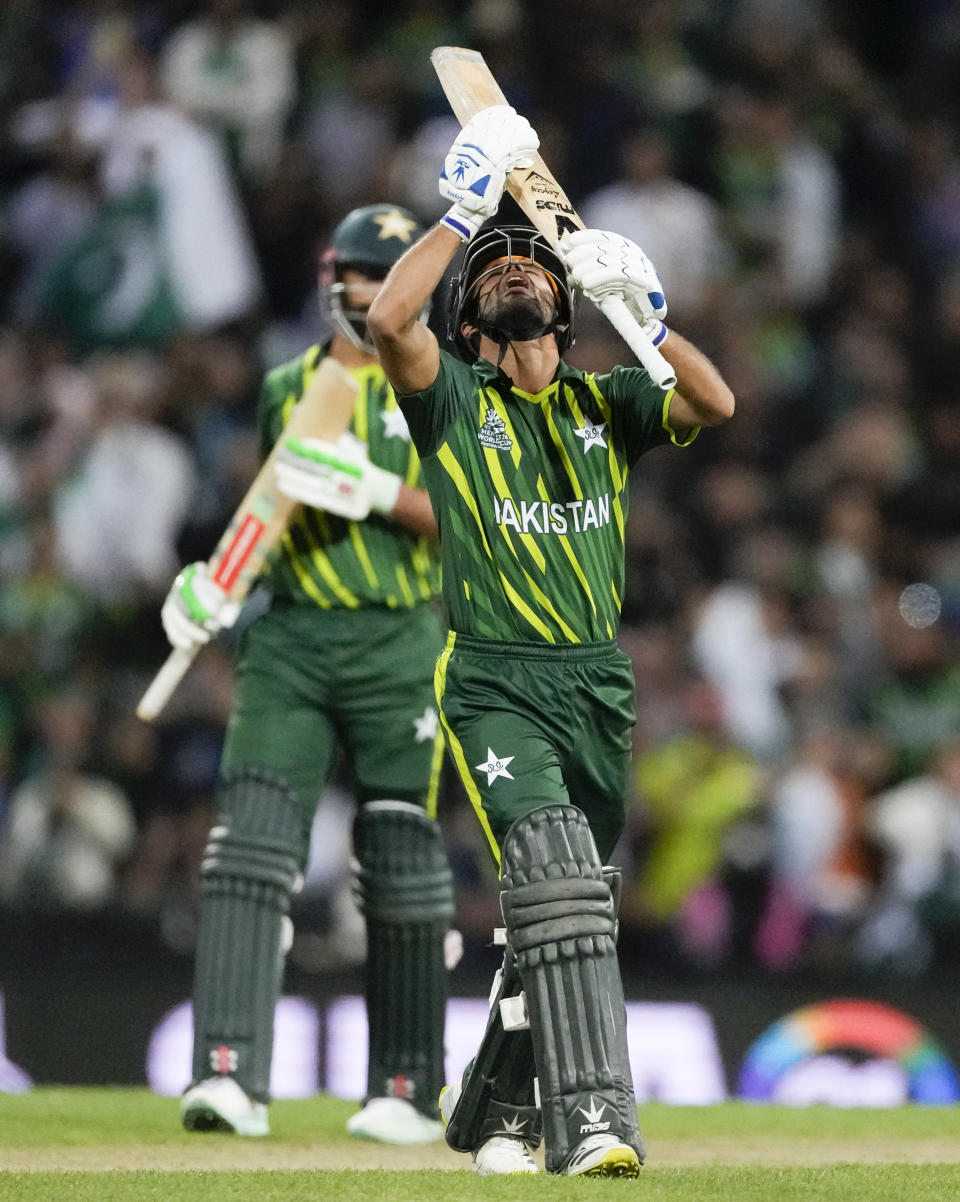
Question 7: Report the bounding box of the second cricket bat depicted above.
[136,355,359,721]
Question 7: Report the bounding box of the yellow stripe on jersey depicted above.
[438,443,494,558]
[395,563,416,607]
[520,566,579,642]
[424,722,445,820]
[498,570,555,641]
[434,632,500,865]
[349,522,379,589]
[350,364,381,442]
[535,472,597,616]
[282,526,333,608]
[411,539,435,599]
[583,376,627,541]
[542,391,583,498]
[610,578,622,611]
[661,389,700,446]
[482,386,524,471]
[483,442,548,574]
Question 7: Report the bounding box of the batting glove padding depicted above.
[274,431,402,522]
[439,104,539,242]
[161,561,241,652]
[560,229,669,346]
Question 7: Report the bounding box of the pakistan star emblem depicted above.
[478,408,513,450]
[413,707,438,743]
[381,406,410,440]
[475,747,515,786]
[574,416,608,451]
[373,209,419,242]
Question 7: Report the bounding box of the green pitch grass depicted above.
[1,1089,959,1201]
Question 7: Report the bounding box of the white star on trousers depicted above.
[475,747,515,786]
[413,706,438,743]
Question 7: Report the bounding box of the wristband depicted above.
[367,463,403,515]
[441,204,482,243]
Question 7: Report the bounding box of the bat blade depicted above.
[136,355,359,721]
[431,46,676,388]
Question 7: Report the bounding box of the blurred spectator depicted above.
[711,84,840,308]
[0,690,136,910]
[625,677,761,967]
[858,739,960,976]
[161,0,296,183]
[690,529,806,760]
[582,127,732,326]
[756,726,878,971]
[53,350,196,603]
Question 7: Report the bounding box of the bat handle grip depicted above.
[597,296,677,390]
[136,646,197,722]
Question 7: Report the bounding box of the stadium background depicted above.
[1,0,959,1105]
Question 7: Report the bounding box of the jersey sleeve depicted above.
[396,349,474,458]
[599,364,699,464]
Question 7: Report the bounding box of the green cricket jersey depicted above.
[399,350,695,643]
[260,345,441,609]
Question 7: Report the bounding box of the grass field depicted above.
[1,1089,959,1201]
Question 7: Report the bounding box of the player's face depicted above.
[474,257,558,335]
[340,268,384,313]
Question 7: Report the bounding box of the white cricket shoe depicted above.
[180,1076,269,1137]
[346,1096,444,1144]
[473,1134,538,1176]
[564,1132,641,1177]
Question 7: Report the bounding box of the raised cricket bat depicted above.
[431,46,676,389]
[136,355,359,721]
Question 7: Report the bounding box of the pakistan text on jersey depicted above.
[493,494,612,535]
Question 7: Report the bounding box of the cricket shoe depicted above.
[180,1076,269,1136]
[346,1096,444,1144]
[564,1132,641,1177]
[472,1134,538,1176]
[439,1083,538,1175]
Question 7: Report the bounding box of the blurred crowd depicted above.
[1,0,960,982]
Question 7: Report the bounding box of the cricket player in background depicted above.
[363,106,735,1176]
[160,203,454,1145]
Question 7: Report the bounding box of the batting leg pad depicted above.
[500,804,644,1173]
[191,769,305,1103]
[354,801,454,1118]
[442,945,542,1153]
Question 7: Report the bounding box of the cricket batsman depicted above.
[366,105,735,1176]
[161,203,454,1145]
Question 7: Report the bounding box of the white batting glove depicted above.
[439,104,539,242]
[560,229,669,346]
[161,561,241,652]
[274,432,402,522]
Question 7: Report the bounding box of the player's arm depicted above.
[369,104,540,394]
[391,483,438,539]
[560,229,734,436]
[657,331,734,434]
[367,225,458,395]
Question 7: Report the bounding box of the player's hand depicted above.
[274,432,402,522]
[560,229,669,346]
[161,562,240,652]
[439,104,539,242]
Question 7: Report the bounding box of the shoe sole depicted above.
[181,1103,268,1137]
[346,1120,444,1145]
[571,1147,641,1178]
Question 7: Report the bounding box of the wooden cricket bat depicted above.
[431,46,676,389]
[136,355,359,721]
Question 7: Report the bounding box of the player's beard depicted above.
[479,289,554,343]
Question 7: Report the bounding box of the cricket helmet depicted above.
[448,224,575,358]
[319,203,426,352]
